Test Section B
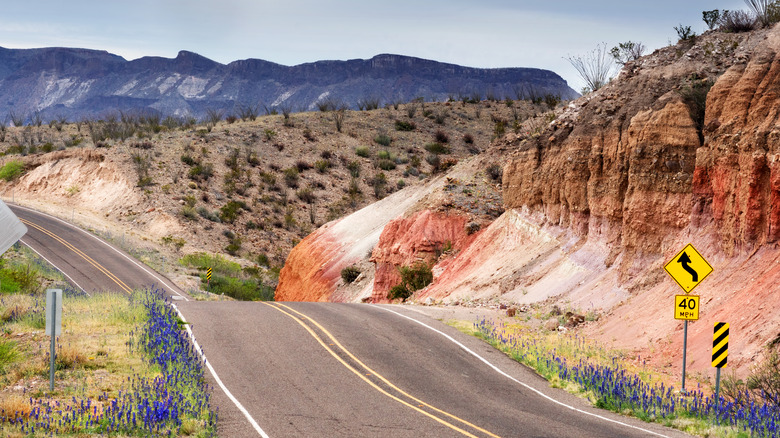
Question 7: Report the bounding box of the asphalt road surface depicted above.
[9,203,187,299]
[10,204,692,437]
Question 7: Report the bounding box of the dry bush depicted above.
[0,394,32,422]
[55,343,88,369]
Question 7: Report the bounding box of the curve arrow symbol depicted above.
[677,252,698,282]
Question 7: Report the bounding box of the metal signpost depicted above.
[46,289,63,391]
[664,243,713,392]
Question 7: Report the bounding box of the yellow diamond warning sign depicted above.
[674,295,700,320]
[664,244,713,293]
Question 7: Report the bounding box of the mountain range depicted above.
[0,46,578,122]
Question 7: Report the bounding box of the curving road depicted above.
[11,204,691,438]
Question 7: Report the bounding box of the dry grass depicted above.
[0,394,31,421]
[0,292,149,418]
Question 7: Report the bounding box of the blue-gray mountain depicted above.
[0,46,578,122]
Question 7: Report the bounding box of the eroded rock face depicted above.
[693,34,780,253]
[368,210,476,302]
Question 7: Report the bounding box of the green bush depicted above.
[347,160,361,177]
[374,134,392,147]
[283,167,300,188]
[355,147,371,158]
[220,201,247,223]
[180,252,241,276]
[206,274,274,301]
[0,160,24,181]
[341,266,361,284]
[377,159,397,171]
[424,142,450,155]
[387,262,433,301]
[314,159,331,173]
[394,120,416,131]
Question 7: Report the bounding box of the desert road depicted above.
[9,204,691,437]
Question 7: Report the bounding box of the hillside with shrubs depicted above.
[0,97,557,294]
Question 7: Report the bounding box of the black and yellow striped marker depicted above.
[712,322,729,368]
[206,267,212,281]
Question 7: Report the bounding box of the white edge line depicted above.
[12,204,188,301]
[19,237,90,297]
[371,305,672,438]
[172,303,270,438]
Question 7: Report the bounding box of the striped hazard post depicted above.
[206,267,212,290]
[713,322,729,403]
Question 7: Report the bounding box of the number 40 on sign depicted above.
[675,295,700,320]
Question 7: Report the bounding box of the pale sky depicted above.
[0,1,746,92]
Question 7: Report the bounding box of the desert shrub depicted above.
[333,107,346,132]
[374,134,392,147]
[377,159,397,171]
[295,160,312,172]
[357,96,380,111]
[180,206,198,221]
[237,103,259,121]
[722,349,780,409]
[180,252,241,276]
[0,160,24,181]
[219,200,247,223]
[131,153,153,187]
[283,167,300,188]
[314,159,331,173]
[674,24,696,43]
[207,275,273,301]
[702,9,722,30]
[719,10,757,32]
[181,154,196,166]
[347,160,361,177]
[424,142,450,155]
[487,163,503,182]
[395,120,416,131]
[679,78,714,144]
[434,129,449,143]
[372,172,388,198]
[224,234,242,255]
[355,147,371,158]
[463,133,475,144]
[341,266,361,284]
[426,154,441,172]
[197,207,220,222]
[609,41,645,65]
[434,110,447,125]
[188,162,213,181]
[297,187,316,203]
[387,262,433,301]
[745,0,780,27]
[377,150,391,160]
[565,42,614,93]
[397,179,406,189]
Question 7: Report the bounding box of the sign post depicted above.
[46,289,63,391]
[713,322,729,404]
[664,243,713,392]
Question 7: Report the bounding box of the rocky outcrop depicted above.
[369,210,477,302]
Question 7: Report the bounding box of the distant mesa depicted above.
[0,46,578,121]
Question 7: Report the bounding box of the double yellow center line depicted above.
[264,302,500,438]
[20,218,133,294]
